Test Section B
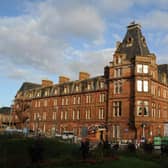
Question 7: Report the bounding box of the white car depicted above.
[62,131,74,140]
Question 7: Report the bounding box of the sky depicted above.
[1,0,168,107]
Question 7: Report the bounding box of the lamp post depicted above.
[141,122,147,141]
[9,103,14,128]
[36,116,41,136]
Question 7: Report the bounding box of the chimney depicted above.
[59,76,70,84]
[79,72,90,80]
[42,79,53,87]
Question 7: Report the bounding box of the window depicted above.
[100,81,104,89]
[87,83,92,90]
[65,97,69,105]
[137,80,148,92]
[73,96,76,104]
[54,89,58,95]
[114,81,122,94]
[137,80,142,91]
[43,112,46,120]
[112,125,120,138]
[137,64,143,73]
[35,101,38,108]
[99,108,104,119]
[163,90,166,98]
[115,56,122,64]
[143,65,148,73]
[85,109,91,120]
[114,68,122,77]
[37,91,41,97]
[61,111,63,120]
[64,111,68,120]
[86,95,91,103]
[62,98,65,105]
[52,112,57,120]
[152,103,156,117]
[158,87,161,97]
[143,81,149,92]
[137,64,148,73]
[34,113,37,120]
[113,101,122,117]
[72,110,75,120]
[99,93,105,103]
[64,87,69,94]
[75,85,79,92]
[77,96,81,104]
[44,90,50,96]
[158,104,161,118]
[137,100,149,116]
[53,99,57,106]
[76,110,80,120]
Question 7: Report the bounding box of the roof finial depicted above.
[127,21,141,29]
[130,21,135,25]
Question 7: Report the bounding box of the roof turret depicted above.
[115,22,150,59]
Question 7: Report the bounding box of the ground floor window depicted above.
[112,125,120,139]
[137,100,149,116]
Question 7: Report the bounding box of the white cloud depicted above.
[97,0,134,13]
[0,0,107,82]
[140,11,168,30]
[65,48,114,80]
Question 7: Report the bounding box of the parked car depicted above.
[62,131,74,140]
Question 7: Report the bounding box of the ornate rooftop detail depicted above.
[115,22,150,59]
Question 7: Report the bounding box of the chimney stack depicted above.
[42,79,53,87]
[59,76,70,84]
[79,72,90,80]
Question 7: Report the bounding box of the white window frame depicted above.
[143,80,149,92]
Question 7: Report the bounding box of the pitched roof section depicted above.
[19,82,41,92]
[0,107,11,114]
[115,22,150,59]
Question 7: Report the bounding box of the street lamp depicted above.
[141,122,147,139]
[9,103,14,128]
[36,116,41,136]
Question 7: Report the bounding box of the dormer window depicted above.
[37,91,41,97]
[141,36,146,46]
[54,88,58,95]
[100,81,104,89]
[75,85,79,92]
[44,90,50,96]
[87,83,92,90]
[64,86,69,94]
[126,37,133,47]
[115,56,122,64]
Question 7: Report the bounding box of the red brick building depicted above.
[12,22,168,142]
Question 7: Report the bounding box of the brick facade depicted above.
[12,22,168,142]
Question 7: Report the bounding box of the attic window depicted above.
[141,37,146,46]
[126,37,133,47]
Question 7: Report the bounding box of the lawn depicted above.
[0,135,166,168]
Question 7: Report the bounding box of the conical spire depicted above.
[115,22,150,59]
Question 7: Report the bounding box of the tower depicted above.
[107,22,157,142]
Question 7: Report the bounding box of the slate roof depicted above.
[115,22,151,59]
[18,82,41,92]
[0,107,11,114]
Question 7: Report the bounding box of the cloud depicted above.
[0,0,107,82]
[67,48,114,79]
[139,10,168,30]
[97,0,134,13]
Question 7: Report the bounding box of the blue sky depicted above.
[1,0,168,107]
